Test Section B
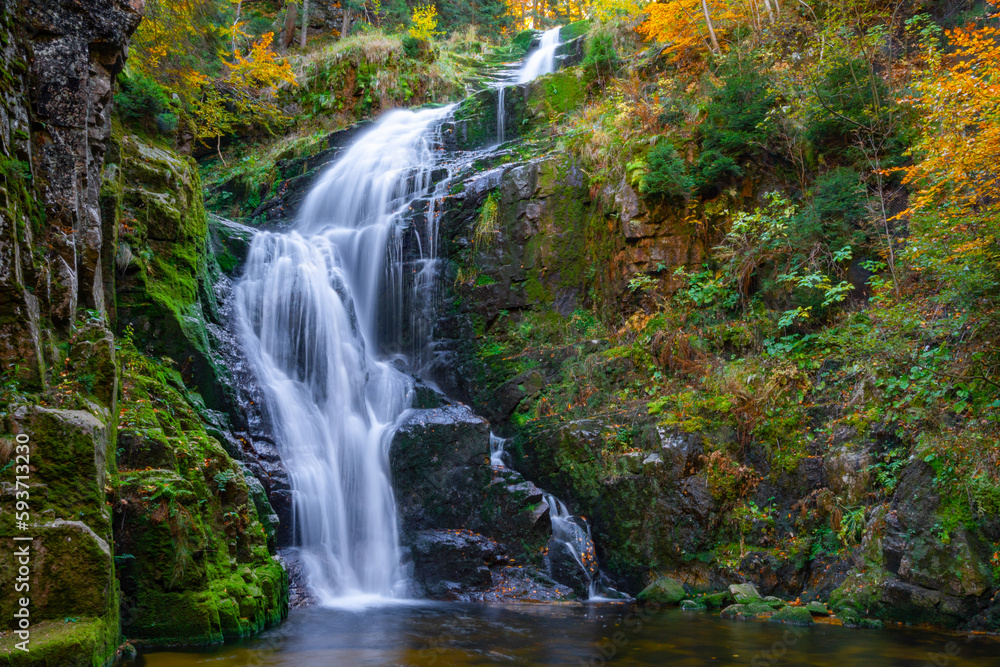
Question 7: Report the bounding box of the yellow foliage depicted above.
[409,4,442,42]
[590,0,650,23]
[898,24,1000,293]
[638,0,739,59]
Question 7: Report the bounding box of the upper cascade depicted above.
[517,27,562,83]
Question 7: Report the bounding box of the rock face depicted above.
[0,0,142,385]
[391,404,492,536]
[0,1,293,659]
[0,1,142,663]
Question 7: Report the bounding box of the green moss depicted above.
[114,346,287,646]
[770,606,814,626]
[637,576,686,604]
[0,617,119,667]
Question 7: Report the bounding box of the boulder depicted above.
[729,583,762,604]
[411,529,508,599]
[770,606,814,626]
[390,404,491,537]
[637,577,687,605]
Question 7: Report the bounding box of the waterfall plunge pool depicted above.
[122,602,998,666]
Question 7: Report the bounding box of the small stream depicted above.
[122,603,999,666]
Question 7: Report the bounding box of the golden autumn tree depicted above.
[638,0,738,59]
[187,28,297,162]
[898,24,1000,300]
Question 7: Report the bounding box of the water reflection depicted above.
[124,602,999,666]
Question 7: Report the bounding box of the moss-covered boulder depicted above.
[0,407,120,664]
[729,583,762,604]
[806,601,830,616]
[770,606,815,626]
[113,348,286,646]
[637,577,686,605]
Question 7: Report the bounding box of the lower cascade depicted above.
[235,106,454,603]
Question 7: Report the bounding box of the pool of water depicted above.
[122,602,999,666]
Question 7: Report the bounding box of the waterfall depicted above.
[496,26,562,144]
[544,493,601,599]
[489,432,508,467]
[235,105,454,604]
[517,27,562,84]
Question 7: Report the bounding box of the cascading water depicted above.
[235,105,454,604]
[496,26,562,143]
[517,27,562,83]
[544,493,601,599]
[489,433,509,467]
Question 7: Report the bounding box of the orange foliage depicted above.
[638,0,741,61]
[900,25,1000,220]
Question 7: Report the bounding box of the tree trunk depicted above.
[762,0,776,23]
[341,6,352,39]
[701,0,721,54]
[299,0,309,48]
[232,0,243,53]
[282,2,298,49]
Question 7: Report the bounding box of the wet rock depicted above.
[411,529,508,599]
[390,404,491,537]
[547,537,591,599]
[680,599,707,611]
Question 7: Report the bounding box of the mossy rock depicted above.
[837,607,861,626]
[746,602,775,616]
[637,577,686,605]
[0,617,118,667]
[699,591,733,608]
[680,599,706,611]
[114,347,287,646]
[770,606,815,626]
[729,583,762,604]
[859,618,883,629]
[720,603,751,619]
[806,601,831,616]
[560,20,591,41]
[762,596,786,609]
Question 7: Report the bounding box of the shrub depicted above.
[584,32,619,77]
[155,112,179,135]
[695,58,775,194]
[402,35,423,59]
[115,72,175,134]
[640,142,693,202]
